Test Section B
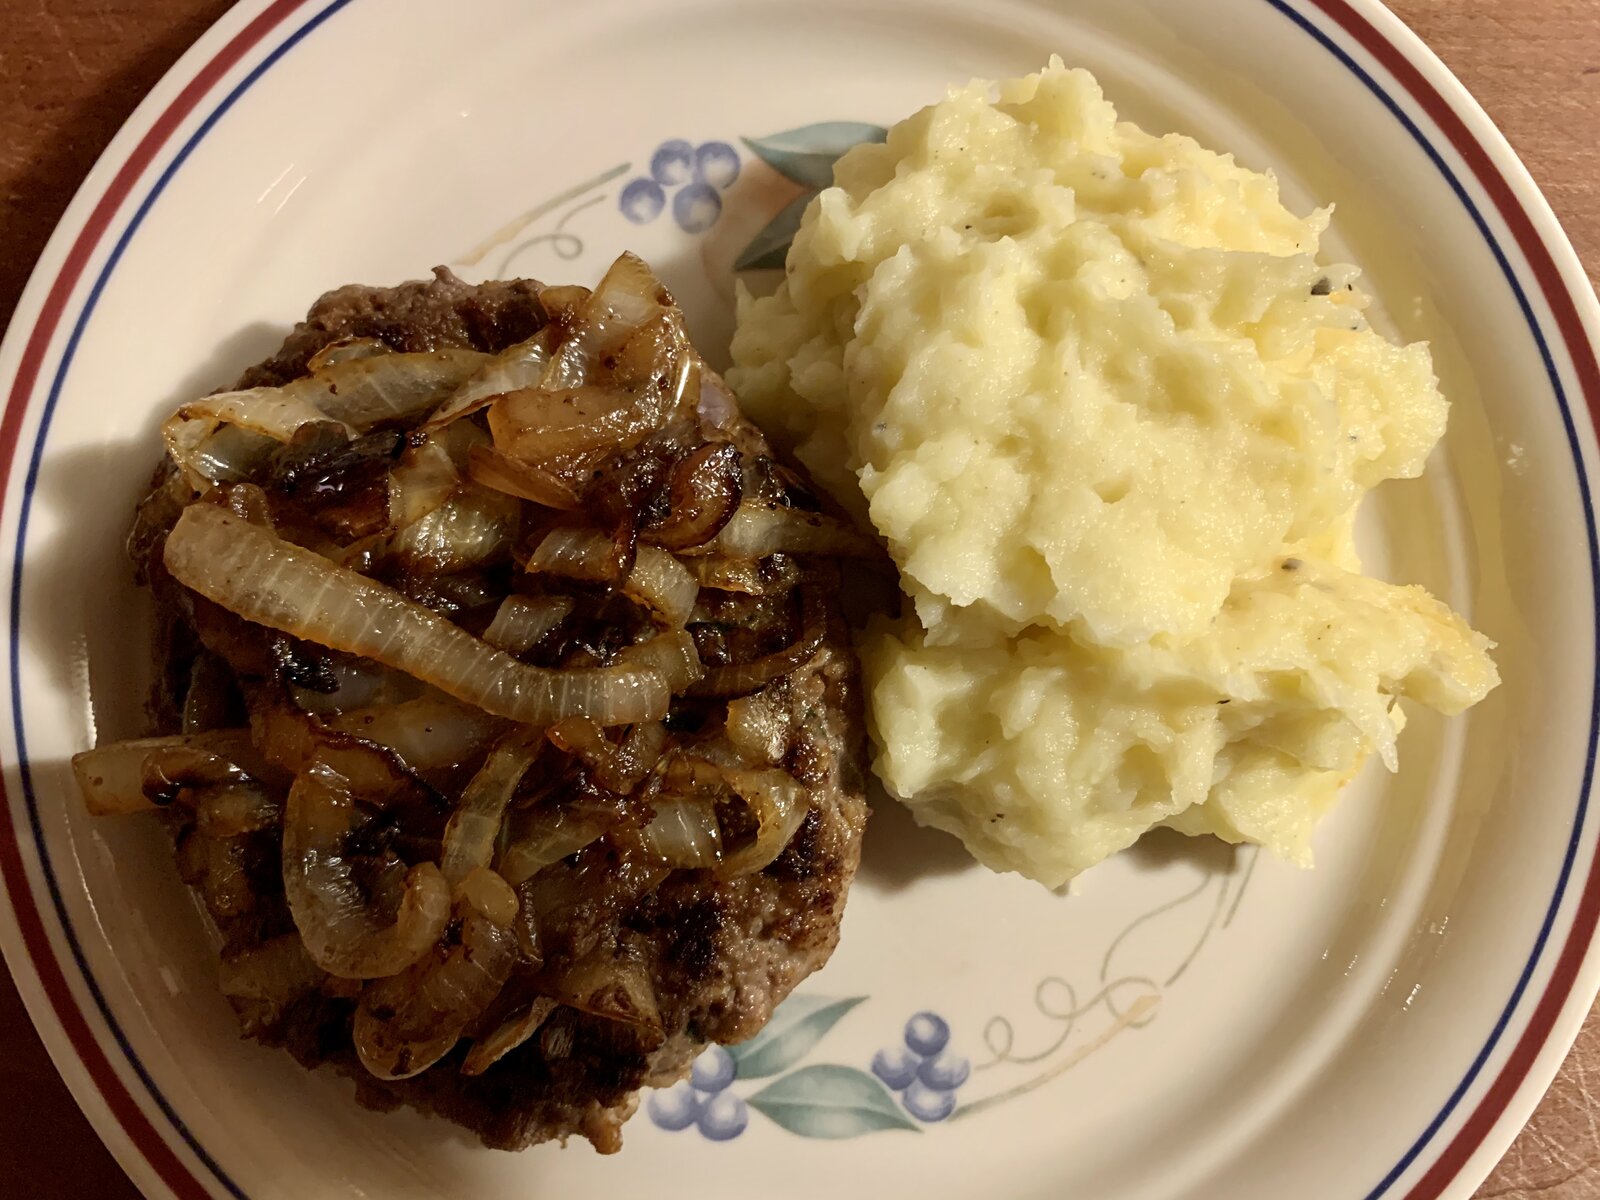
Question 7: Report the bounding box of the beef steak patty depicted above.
[110,264,870,1153]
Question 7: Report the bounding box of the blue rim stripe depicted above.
[6,3,1596,1199]
[1250,8,1600,1195]
[8,3,352,1197]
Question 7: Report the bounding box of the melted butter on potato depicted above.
[729,59,1498,887]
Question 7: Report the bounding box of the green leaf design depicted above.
[741,121,889,189]
[748,1065,921,1138]
[728,994,865,1079]
[733,193,813,272]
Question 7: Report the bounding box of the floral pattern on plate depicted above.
[644,847,1257,1143]
[619,139,743,232]
[460,122,888,278]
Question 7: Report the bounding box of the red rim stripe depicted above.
[1293,9,1600,1197]
[0,2,1596,1199]
[0,5,315,1198]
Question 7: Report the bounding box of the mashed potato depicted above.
[728,60,1498,886]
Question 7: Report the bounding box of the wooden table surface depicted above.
[0,1,1596,1196]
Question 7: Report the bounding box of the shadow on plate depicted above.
[856,786,977,892]
[21,321,285,734]
[1119,825,1240,877]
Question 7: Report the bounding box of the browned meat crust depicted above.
[135,269,869,1152]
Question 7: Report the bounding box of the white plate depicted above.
[1,1,1597,1197]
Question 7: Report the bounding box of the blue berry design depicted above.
[691,1044,737,1093]
[904,1011,950,1057]
[870,1010,968,1124]
[645,1079,703,1132]
[619,178,666,225]
[650,1043,750,1141]
[697,1090,750,1141]
[902,1079,958,1123]
[917,1051,971,1091]
[673,183,722,234]
[695,141,741,189]
[870,1044,921,1091]
[620,140,740,233]
[651,139,696,186]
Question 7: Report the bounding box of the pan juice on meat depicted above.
[75,254,872,1152]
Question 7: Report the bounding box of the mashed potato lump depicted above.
[729,60,1498,886]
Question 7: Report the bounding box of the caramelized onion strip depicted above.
[282,759,451,979]
[423,330,556,430]
[164,504,671,725]
[72,730,259,815]
[482,595,573,655]
[717,766,810,878]
[465,445,582,509]
[462,996,558,1076]
[528,527,698,626]
[352,908,518,1079]
[711,504,879,559]
[643,442,742,551]
[440,731,543,883]
[497,809,607,885]
[690,589,825,699]
[638,797,722,868]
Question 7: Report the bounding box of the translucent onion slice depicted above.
[616,630,704,693]
[296,349,490,428]
[73,730,257,815]
[716,766,810,878]
[643,441,742,552]
[440,732,543,883]
[711,504,880,559]
[176,827,255,919]
[390,485,521,574]
[454,865,519,926]
[541,252,668,391]
[352,907,518,1080]
[695,370,743,437]
[547,718,665,795]
[323,695,502,774]
[465,444,581,509]
[524,524,627,583]
[462,996,558,1076]
[164,504,671,726]
[484,255,690,470]
[423,330,556,430]
[388,437,460,529]
[537,283,590,322]
[482,595,573,655]
[288,657,422,718]
[546,951,663,1040]
[253,705,424,801]
[165,393,346,489]
[684,553,800,597]
[189,424,278,485]
[164,350,488,490]
[489,384,658,462]
[306,337,392,371]
[282,759,451,979]
[528,527,698,626]
[498,808,607,885]
[639,797,722,868]
[192,782,282,838]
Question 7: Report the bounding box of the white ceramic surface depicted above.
[0,1,1597,1198]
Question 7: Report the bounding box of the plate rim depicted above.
[0,1,1597,1197]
